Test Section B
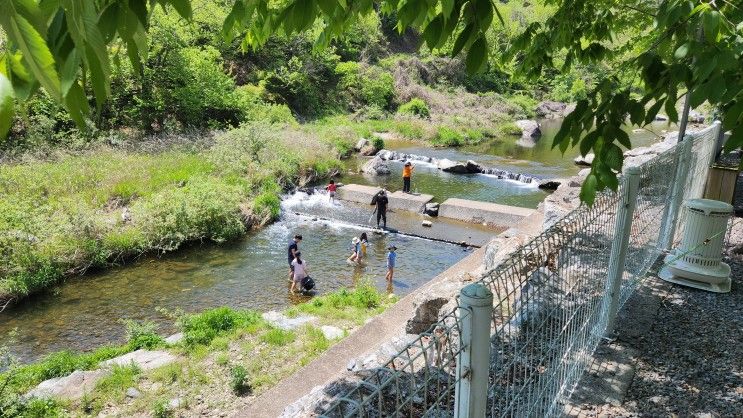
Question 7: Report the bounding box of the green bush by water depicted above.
[432,126,464,147]
[398,98,430,118]
[180,307,262,347]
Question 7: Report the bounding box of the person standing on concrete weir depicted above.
[402,161,414,193]
[370,189,389,229]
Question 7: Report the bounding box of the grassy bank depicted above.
[0,284,394,417]
[0,123,343,306]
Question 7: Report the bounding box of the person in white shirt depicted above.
[290,251,308,293]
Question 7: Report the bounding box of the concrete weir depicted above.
[336,184,434,212]
[439,198,535,226]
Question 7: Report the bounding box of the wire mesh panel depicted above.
[318,307,470,417]
[481,188,621,418]
[316,124,721,418]
[673,124,721,245]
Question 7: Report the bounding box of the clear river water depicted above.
[0,119,669,362]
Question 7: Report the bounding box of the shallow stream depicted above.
[0,119,670,362]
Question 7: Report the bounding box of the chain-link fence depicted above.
[317,123,723,418]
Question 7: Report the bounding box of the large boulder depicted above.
[359,144,379,156]
[515,120,542,139]
[354,138,369,151]
[465,160,482,173]
[537,179,562,191]
[362,156,391,175]
[535,101,568,118]
[26,370,108,400]
[541,176,582,230]
[101,349,178,371]
[688,111,705,124]
[573,153,595,166]
[424,202,440,216]
[437,158,468,174]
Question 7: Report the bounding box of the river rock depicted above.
[169,397,183,409]
[541,177,582,230]
[535,101,568,118]
[465,160,482,173]
[688,110,705,124]
[361,156,391,176]
[262,311,316,330]
[574,153,595,166]
[655,114,668,121]
[26,370,109,400]
[359,144,378,156]
[421,220,432,227]
[515,119,542,139]
[424,202,439,216]
[354,138,369,151]
[437,158,468,174]
[320,325,344,340]
[165,333,183,345]
[578,168,591,177]
[538,179,562,191]
[102,350,178,371]
[126,387,142,398]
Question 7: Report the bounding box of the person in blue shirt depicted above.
[385,245,397,283]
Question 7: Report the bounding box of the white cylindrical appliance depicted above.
[661,198,733,293]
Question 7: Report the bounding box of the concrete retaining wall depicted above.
[387,191,433,212]
[336,184,433,213]
[439,198,536,227]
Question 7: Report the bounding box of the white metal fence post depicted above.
[661,137,694,250]
[603,166,641,336]
[455,283,494,418]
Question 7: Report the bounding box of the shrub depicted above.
[230,365,250,395]
[393,120,425,140]
[432,126,463,147]
[124,320,165,350]
[180,307,261,346]
[463,128,485,144]
[499,122,523,136]
[152,399,171,418]
[336,62,395,111]
[372,136,385,150]
[398,98,430,118]
[506,94,538,118]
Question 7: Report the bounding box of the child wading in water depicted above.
[325,180,337,204]
[386,245,397,282]
[290,251,308,293]
[359,233,368,263]
[347,236,361,264]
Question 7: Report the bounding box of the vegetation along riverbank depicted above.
[0,283,394,416]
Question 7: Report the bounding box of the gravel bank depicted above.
[570,218,743,417]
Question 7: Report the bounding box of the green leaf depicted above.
[465,36,487,73]
[615,128,631,149]
[702,10,720,43]
[128,0,148,28]
[723,101,743,130]
[422,16,443,50]
[168,0,193,19]
[604,144,623,171]
[451,23,474,57]
[441,0,454,19]
[723,126,741,153]
[580,130,599,157]
[59,47,79,96]
[705,75,725,104]
[664,92,678,122]
[0,73,14,140]
[628,100,645,126]
[580,173,598,206]
[0,12,61,100]
[63,80,89,127]
[644,99,665,125]
[674,42,690,59]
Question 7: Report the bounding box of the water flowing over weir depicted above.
[376,149,542,185]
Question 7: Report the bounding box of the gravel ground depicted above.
[572,218,743,417]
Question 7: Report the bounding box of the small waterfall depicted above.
[376,149,540,185]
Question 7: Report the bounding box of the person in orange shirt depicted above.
[402,161,414,193]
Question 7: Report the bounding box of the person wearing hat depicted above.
[370,189,389,229]
[385,245,397,282]
[402,161,414,193]
[347,236,361,264]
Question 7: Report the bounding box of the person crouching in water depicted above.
[386,245,397,283]
[325,179,337,204]
[348,236,361,264]
[290,251,308,293]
